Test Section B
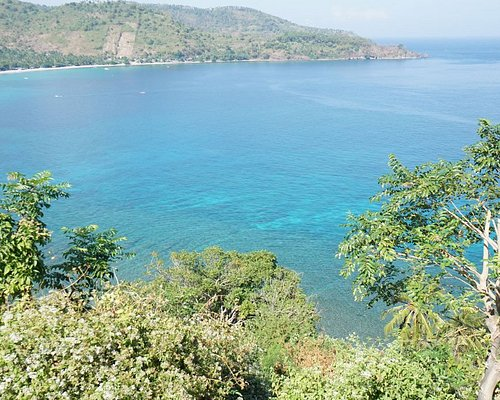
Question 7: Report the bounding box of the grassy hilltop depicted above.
[0,0,419,70]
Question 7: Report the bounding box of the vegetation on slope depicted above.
[2,120,499,398]
[0,288,258,399]
[0,46,123,70]
[0,0,418,70]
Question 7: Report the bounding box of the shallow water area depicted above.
[1,38,499,337]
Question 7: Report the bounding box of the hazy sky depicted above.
[31,0,500,38]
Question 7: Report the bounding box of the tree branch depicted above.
[445,203,498,251]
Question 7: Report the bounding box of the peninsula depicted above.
[0,0,420,71]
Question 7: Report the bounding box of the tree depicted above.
[0,171,129,306]
[0,171,69,304]
[47,225,131,303]
[337,120,500,400]
[148,247,319,374]
[151,247,318,341]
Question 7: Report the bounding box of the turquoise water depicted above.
[1,39,499,337]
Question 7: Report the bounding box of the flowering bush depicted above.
[0,286,258,399]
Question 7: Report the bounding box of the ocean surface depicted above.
[1,38,499,337]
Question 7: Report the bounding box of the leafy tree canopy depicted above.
[148,247,319,350]
[338,120,500,399]
[0,171,130,306]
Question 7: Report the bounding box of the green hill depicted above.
[0,0,419,70]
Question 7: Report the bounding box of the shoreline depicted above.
[0,56,424,76]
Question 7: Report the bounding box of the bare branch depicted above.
[482,210,492,284]
[441,249,481,280]
[442,272,478,292]
[445,204,498,251]
[62,263,93,296]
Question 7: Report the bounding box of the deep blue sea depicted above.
[1,38,499,337]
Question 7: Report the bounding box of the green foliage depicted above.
[337,120,500,337]
[0,279,482,400]
[148,247,318,376]
[152,247,317,330]
[0,46,121,71]
[0,171,69,219]
[155,247,279,318]
[0,171,69,303]
[273,338,479,400]
[338,120,500,397]
[439,304,489,359]
[0,171,129,306]
[382,273,446,344]
[47,225,132,303]
[247,270,318,344]
[0,286,258,399]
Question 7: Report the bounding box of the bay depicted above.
[1,38,499,337]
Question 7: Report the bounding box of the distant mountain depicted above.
[0,0,420,70]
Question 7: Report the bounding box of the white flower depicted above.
[3,353,16,362]
[361,370,372,378]
[2,311,14,323]
[9,333,22,343]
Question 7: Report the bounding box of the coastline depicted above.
[0,55,424,76]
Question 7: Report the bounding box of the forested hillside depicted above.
[0,0,419,70]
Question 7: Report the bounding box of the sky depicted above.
[30,0,500,39]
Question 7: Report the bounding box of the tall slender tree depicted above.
[338,120,500,399]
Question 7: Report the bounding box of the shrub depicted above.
[0,285,258,399]
[272,337,480,400]
[149,247,318,347]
